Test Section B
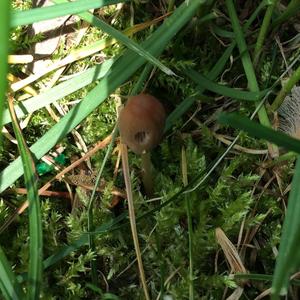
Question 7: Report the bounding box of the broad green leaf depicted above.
[10,0,124,27]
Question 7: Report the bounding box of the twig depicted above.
[120,142,150,300]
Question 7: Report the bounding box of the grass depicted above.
[1,0,300,299]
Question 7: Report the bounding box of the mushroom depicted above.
[118,93,166,196]
[278,86,300,139]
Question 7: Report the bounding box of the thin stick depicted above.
[120,143,150,300]
[181,146,194,300]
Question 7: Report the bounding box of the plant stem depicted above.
[272,0,300,29]
[253,0,279,67]
[141,151,154,197]
[181,146,194,300]
[271,64,300,112]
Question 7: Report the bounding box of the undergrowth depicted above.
[1,0,300,299]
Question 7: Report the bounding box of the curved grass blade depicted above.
[0,246,25,300]
[165,43,235,132]
[0,0,204,192]
[7,96,43,299]
[11,0,124,28]
[184,68,267,101]
[253,0,279,66]
[225,0,270,128]
[53,0,175,76]
[0,0,10,141]
[181,147,194,300]
[272,0,300,29]
[218,113,300,153]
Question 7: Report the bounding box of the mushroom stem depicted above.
[141,151,153,197]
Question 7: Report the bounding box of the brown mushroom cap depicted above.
[118,93,166,154]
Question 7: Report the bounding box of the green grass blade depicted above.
[0,0,204,190]
[8,97,43,299]
[225,0,270,127]
[0,246,25,300]
[0,0,10,141]
[1,59,115,126]
[218,113,300,153]
[181,147,194,300]
[130,63,154,95]
[53,0,175,76]
[271,156,300,298]
[253,0,279,66]
[165,96,198,132]
[184,68,267,101]
[10,0,124,27]
[87,127,118,283]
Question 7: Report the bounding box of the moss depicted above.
[2,0,299,298]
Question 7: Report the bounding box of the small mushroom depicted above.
[118,93,166,196]
[118,93,166,154]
